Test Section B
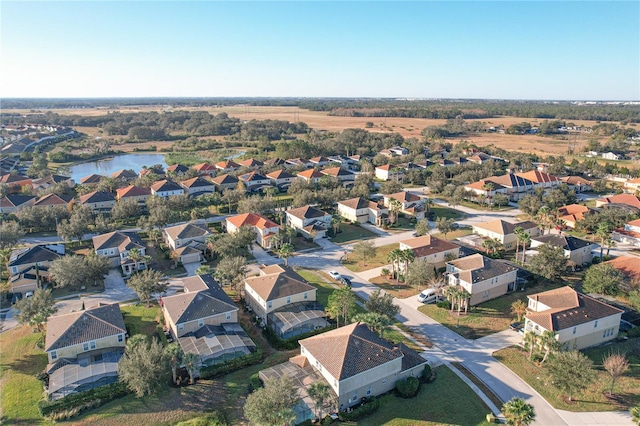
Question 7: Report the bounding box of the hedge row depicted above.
[340,397,380,421]
[199,347,263,379]
[262,325,334,350]
[38,381,131,417]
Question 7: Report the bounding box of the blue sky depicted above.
[1,1,638,100]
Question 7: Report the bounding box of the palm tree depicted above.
[183,352,200,385]
[424,197,434,215]
[481,182,495,210]
[604,237,616,257]
[535,206,552,235]
[400,249,415,279]
[523,332,538,360]
[519,233,531,264]
[278,242,294,266]
[195,265,212,275]
[502,397,536,426]
[596,223,611,260]
[308,382,332,421]
[205,233,222,258]
[538,330,559,364]
[387,249,403,279]
[388,198,402,225]
[482,238,496,255]
[513,227,524,264]
[164,342,184,385]
[444,286,459,312]
[128,248,150,272]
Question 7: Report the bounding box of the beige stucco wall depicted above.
[525,312,621,351]
[47,334,126,362]
[399,245,460,270]
[245,284,316,322]
[451,269,517,306]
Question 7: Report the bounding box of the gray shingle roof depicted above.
[532,234,593,251]
[8,245,62,267]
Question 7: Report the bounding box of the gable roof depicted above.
[561,176,593,185]
[338,197,371,210]
[110,169,138,180]
[34,193,74,207]
[321,167,354,177]
[245,265,315,302]
[473,219,538,236]
[604,256,640,283]
[0,174,31,184]
[400,235,459,257]
[516,170,560,184]
[286,205,329,221]
[164,222,211,241]
[92,231,144,252]
[211,174,239,185]
[80,174,105,184]
[226,213,279,230]
[166,164,189,173]
[526,286,623,332]
[78,191,115,204]
[376,164,392,171]
[597,193,640,209]
[215,160,240,170]
[531,234,593,251]
[239,171,268,182]
[447,254,517,283]
[150,179,183,193]
[487,173,534,188]
[0,194,35,208]
[297,169,324,180]
[163,275,237,325]
[266,169,295,179]
[8,245,63,267]
[299,322,403,381]
[45,304,126,351]
[465,179,507,191]
[32,174,72,186]
[384,191,422,203]
[193,162,216,172]
[116,185,151,198]
[238,158,264,167]
[180,176,214,188]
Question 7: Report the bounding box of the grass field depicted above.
[432,228,473,241]
[121,303,163,338]
[330,223,378,244]
[369,276,418,299]
[494,339,640,412]
[358,366,492,426]
[0,325,49,424]
[343,243,398,273]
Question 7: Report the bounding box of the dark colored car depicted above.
[509,322,522,331]
[340,277,352,287]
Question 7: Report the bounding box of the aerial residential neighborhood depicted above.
[1,1,640,425]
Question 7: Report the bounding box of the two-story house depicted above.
[285,205,332,240]
[33,193,74,210]
[215,160,240,173]
[31,174,75,191]
[266,169,296,191]
[238,172,272,192]
[560,176,593,193]
[471,219,539,251]
[180,176,216,196]
[238,158,264,169]
[595,193,640,210]
[446,254,518,306]
[0,194,36,214]
[320,167,356,186]
[166,164,190,177]
[77,191,116,214]
[516,170,561,191]
[383,191,426,219]
[92,231,147,276]
[524,286,623,351]
[308,156,332,167]
[150,179,185,198]
[44,303,127,399]
[80,174,105,186]
[530,234,596,268]
[225,213,281,249]
[8,244,64,294]
[297,169,324,185]
[337,197,388,226]
[244,265,328,338]
[612,218,640,246]
[110,169,138,182]
[192,162,217,178]
[211,174,239,192]
[399,235,460,269]
[163,222,211,264]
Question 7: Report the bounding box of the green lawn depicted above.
[418,284,562,339]
[368,276,418,299]
[0,325,49,424]
[121,303,163,338]
[330,223,378,244]
[358,366,492,426]
[291,236,320,252]
[495,341,640,412]
[296,269,366,315]
[430,206,463,220]
[432,228,473,241]
[343,243,398,273]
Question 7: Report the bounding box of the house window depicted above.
[51,351,57,360]
[10,266,17,274]
[267,301,272,309]
[118,334,124,342]
[178,324,184,331]
[226,312,231,320]
[286,296,291,304]
[382,379,387,384]
[603,330,607,338]
[90,341,96,350]
[83,342,89,351]
[352,391,357,402]
[594,320,598,328]
[573,327,577,335]
[198,319,204,328]
[366,386,371,396]
[304,292,308,300]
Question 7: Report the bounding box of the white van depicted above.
[417,288,438,304]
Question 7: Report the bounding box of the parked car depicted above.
[25,291,34,299]
[509,322,522,331]
[418,288,437,304]
[339,277,352,287]
[328,271,342,280]
[11,292,23,305]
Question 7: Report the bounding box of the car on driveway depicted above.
[328,271,342,280]
[339,277,352,287]
[509,322,522,331]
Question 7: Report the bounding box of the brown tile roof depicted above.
[558,204,590,216]
[45,304,126,351]
[116,185,151,198]
[0,194,35,208]
[238,158,264,167]
[516,170,560,184]
[266,169,294,179]
[162,275,237,325]
[525,287,623,332]
[215,160,240,169]
[604,256,640,283]
[338,197,370,210]
[384,191,421,203]
[245,265,315,302]
[447,254,517,284]
[321,167,353,177]
[299,322,404,380]
[33,193,73,207]
[309,156,331,163]
[297,169,324,179]
[376,164,392,171]
[561,176,593,185]
[226,213,279,230]
[166,164,189,173]
[0,174,31,184]
[92,231,144,252]
[597,194,640,209]
[80,174,105,184]
[193,163,216,172]
[164,222,211,241]
[110,169,138,180]
[465,179,506,191]
[211,174,239,185]
[400,235,459,257]
[180,176,214,188]
[473,219,538,236]
[286,205,329,220]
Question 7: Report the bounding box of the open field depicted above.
[343,243,398,273]
[11,105,619,155]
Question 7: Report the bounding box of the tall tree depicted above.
[603,352,629,396]
[387,248,403,279]
[538,330,560,364]
[0,221,24,251]
[414,218,431,237]
[49,255,90,289]
[352,312,391,337]
[86,251,111,287]
[528,244,567,282]
[511,299,527,322]
[436,217,455,239]
[352,240,377,266]
[365,289,400,319]
[546,350,596,402]
[502,397,536,426]
[406,258,437,291]
[326,286,356,328]
[399,249,415,278]
[214,256,248,298]
[583,263,622,295]
[127,268,166,307]
[118,336,168,397]
[596,222,611,260]
[183,352,201,385]
[244,375,299,426]
[164,342,184,385]
[14,288,57,333]
[523,332,538,360]
[278,242,294,266]
[307,381,332,421]
[388,198,402,225]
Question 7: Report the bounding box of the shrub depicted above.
[322,414,334,425]
[436,300,451,309]
[38,381,131,417]
[340,397,380,421]
[627,327,640,338]
[174,413,228,426]
[421,364,432,383]
[248,373,263,392]
[395,376,420,398]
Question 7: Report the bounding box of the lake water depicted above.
[68,153,167,182]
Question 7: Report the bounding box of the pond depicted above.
[68,153,167,182]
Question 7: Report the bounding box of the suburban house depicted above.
[163,222,211,263]
[320,167,356,185]
[193,162,217,177]
[595,193,640,210]
[180,176,216,196]
[612,218,640,247]
[557,204,594,229]
[166,164,190,176]
[380,146,409,157]
[265,158,285,167]
[150,179,185,198]
[464,179,509,205]
[483,174,535,201]
[297,169,324,184]
[77,191,116,214]
[561,176,593,193]
[259,322,427,423]
[215,160,240,173]
[604,256,640,292]
[471,219,540,251]
[375,164,394,181]
[516,170,561,190]
[115,185,151,205]
[244,265,328,338]
[238,158,264,168]
[44,303,127,400]
[92,231,147,276]
[211,174,239,192]
[624,178,640,194]
[524,286,623,351]
[110,169,138,182]
[336,197,388,226]
[309,156,332,167]
[285,205,332,240]
[0,194,36,214]
[139,167,165,178]
[80,174,105,185]
[466,152,494,164]
[225,213,281,249]
[446,254,518,306]
[399,235,460,269]
[529,234,596,268]
[285,158,313,168]
[266,169,296,190]
[238,172,272,192]
[32,174,75,190]
[0,173,32,192]
[602,151,624,161]
[383,191,426,219]
[33,193,74,209]
[7,244,64,294]
[328,155,360,170]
